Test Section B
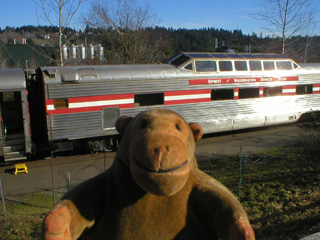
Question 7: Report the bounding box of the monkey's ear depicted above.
[189,123,203,142]
[115,116,134,135]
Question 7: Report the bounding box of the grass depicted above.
[0,125,319,239]
[197,128,320,240]
[0,191,64,240]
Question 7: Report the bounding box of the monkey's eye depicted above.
[140,121,148,129]
[176,124,181,131]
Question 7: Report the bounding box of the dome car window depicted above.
[219,61,233,71]
[195,61,217,72]
[184,63,193,70]
[263,61,275,71]
[235,61,248,71]
[249,61,262,71]
[277,61,292,70]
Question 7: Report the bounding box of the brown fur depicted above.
[42,108,255,240]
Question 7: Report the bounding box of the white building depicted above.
[62,44,104,61]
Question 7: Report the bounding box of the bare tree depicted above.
[34,0,85,65]
[255,0,317,54]
[303,14,316,62]
[86,0,166,64]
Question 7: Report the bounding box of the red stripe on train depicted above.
[313,84,320,94]
[189,76,299,85]
[46,93,134,105]
[68,93,134,103]
[282,85,296,96]
[165,89,211,96]
[47,103,135,115]
[47,99,54,105]
[165,98,211,105]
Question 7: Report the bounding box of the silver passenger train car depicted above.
[1,52,320,162]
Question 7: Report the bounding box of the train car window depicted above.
[219,61,233,71]
[276,61,292,70]
[2,92,15,102]
[249,61,262,71]
[263,61,275,71]
[264,87,282,97]
[184,63,193,70]
[211,89,234,100]
[239,88,260,99]
[170,55,191,67]
[54,99,69,109]
[134,93,164,107]
[234,61,248,71]
[296,84,313,95]
[43,70,56,78]
[195,61,217,72]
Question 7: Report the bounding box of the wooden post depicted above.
[67,172,71,190]
[51,152,55,205]
[0,173,8,224]
[238,146,243,201]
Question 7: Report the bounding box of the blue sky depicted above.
[0,0,319,36]
[152,0,258,33]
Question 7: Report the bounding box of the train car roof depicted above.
[40,63,195,83]
[40,52,304,84]
[0,68,26,91]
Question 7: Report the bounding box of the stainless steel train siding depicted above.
[39,53,320,144]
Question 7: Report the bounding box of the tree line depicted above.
[62,25,320,64]
[1,25,319,66]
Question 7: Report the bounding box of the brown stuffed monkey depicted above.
[42,108,255,240]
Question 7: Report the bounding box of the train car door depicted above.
[0,91,27,161]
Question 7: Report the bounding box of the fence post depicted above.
[103,150,106,171]
[0,173,8,224]
[238,146,243,201]
[51,151,55,206]
[67,172,72,190]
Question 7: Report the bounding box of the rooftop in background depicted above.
[0,41,56,68]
